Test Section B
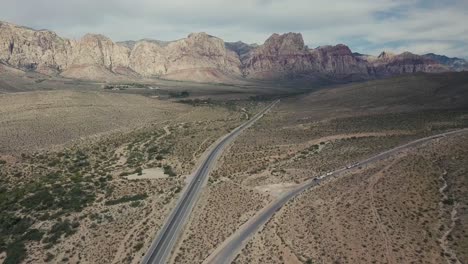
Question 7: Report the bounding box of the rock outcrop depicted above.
[312,44,370,77]
[0,21,71,75]
[128,32,242,82]
[0,21,453,82]
[241,33,370,79]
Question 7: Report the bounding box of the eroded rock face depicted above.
[0,21,452,82]
[156,32,241,76]
[241,33,314,79]
[0,21,71,74]
[129,41,167,77]
[127,32,242,80]
[241,33,370,79]
[312,44,370,77]
[70,34,130,70]
[0,22,132,79]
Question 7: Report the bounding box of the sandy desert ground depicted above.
[0,80,268,264]
[1,72,468,264]
[173,73,468,264]
[235,133,468,264]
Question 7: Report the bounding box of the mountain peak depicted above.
[81,33,113,42]
[188,32,215,39]
[263,32,305,54]
[378,51,396,60]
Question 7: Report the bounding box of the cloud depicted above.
[0,0,466,57]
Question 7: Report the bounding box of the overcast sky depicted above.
[1,0,467,58]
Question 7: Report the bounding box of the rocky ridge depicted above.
[422,53,468,72]
[0,21,454,82]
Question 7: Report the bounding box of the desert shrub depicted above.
[44,219,76,244]
[133,242,144,251]
[163,165,176,177]
[22,229,44,241]
[4,241,26,264]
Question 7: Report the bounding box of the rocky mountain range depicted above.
[421,53,468,72]
[0,20,461,83]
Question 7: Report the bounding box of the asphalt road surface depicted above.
[141,100,279,264]
[204,128,468,264]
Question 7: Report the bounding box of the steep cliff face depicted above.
[0,21,454,82]
[0,21,132,79]
[312,44,370,77]
[159,32,242,77]
[242,33,312,79]
[61,34,133,79]
[241,33,370,79]
[128,32,242,81]
[129,41,167,77]
[69,34,130,70]
[0,22,241,81]
[0,21,71,75]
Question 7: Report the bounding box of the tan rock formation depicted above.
[0,21,453,83]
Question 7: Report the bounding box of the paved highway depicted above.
[204,128,468,264]
[141,100,279,264]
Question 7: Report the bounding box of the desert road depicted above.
[141,100,279,264]
[203,127,468,264]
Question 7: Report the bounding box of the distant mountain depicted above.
[0,20,454,83]
[422,53,468,72]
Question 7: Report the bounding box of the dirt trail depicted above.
[367,160,399,264]
[192,137,212,161]
[438,171,462,264]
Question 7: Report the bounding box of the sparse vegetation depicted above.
[163,165,177,177]
[1,72,467,263]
